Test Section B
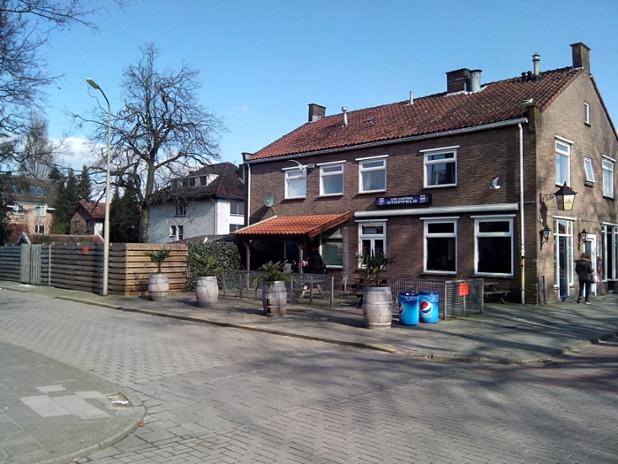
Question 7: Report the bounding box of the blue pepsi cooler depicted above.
[419,291,440,323]
[398,292,419,326]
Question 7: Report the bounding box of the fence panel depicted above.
[50,243,104,294]
[20,244,31,283]
[0,246,21,281]
[29,244,42,285]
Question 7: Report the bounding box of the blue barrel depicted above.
[419,291,440,323]
[398,292,419,326]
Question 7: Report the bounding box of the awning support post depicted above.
[297,242,304,275]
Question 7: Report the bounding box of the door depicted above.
[555,219,573,300]
[583,235,597,296]
[558,236,569,299]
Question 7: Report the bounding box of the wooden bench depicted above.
[484,284,510,304]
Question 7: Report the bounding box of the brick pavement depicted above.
[0,289,617,463]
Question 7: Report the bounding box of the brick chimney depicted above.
[308,103,326,122]
[570,42,591,74]
[446,68,471,93]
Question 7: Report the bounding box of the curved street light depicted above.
[86,78,112,296]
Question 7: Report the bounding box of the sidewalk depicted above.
[2,280,617,364]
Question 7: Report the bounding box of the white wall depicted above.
[216,200,245,234]
[148,200,216,243]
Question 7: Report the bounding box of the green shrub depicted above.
[147,249,171,273]
[187,241,240,288]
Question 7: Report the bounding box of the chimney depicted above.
[341,106,348,127]
[308,103,326,122]
[469,69,482,92]
[446,68,470,93]
[570,42,591,73]
[532,53,541,76]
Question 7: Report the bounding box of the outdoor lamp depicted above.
[542,225,552,242]
[554,182,577,211]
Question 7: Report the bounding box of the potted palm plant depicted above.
[194,255,221,307]
[146,249,171,301]
[360,253,394,328]
[256,261,289,317]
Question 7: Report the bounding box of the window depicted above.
[584,102,590,125]
[230,200,244,216]
[188,177,196,187]
[359,158,386,193]
[30,186,45,196]
[35,224,44,234]
[11,184,23,194]
[474,217,513,276]
[35,205,46,217]
[169,225,177,238]
[178,225,184,240]
[602,158,615,198]
[169,225,183,241]
[602,226,618,281]
[200,176,208,186]
[13,204,24,215]
[229,223,243,233]
[320,227,343,268]
[358,222,386,265]
[424,219,457,273]
[584,158,595,183]
[319,163,344,196]
[182,179,189,188]
[175,202,186,217]
[423,149,457,188]
[555,140,571,186]
[284,168,306,199]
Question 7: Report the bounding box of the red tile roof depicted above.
[78,200,106,220]
[248,67,581,161]
[235,212,350,238]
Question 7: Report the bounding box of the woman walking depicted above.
[575,253,594,304]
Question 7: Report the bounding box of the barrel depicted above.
[419,291,440,323]
[148,273,169,301]
[398,292,419,326]
[195,276,219,307]
[363,286,393,329]
[262,281,288,316]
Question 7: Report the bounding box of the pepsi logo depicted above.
[420,300,432,314]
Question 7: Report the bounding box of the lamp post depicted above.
[86,78,112,296]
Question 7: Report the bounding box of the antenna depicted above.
[263,192,274,208]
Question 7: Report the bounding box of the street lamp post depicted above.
[86,78,112,296]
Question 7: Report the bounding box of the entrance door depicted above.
[583,234,597,296]
[555,219,574,300]
[558,236,569,299]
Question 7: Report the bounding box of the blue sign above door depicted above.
[374,194,432,207]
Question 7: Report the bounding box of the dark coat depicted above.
[575,258,594,282]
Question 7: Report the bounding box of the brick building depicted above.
[70,200,105,236]
[238,43,617,303]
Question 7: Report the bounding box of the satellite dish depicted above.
[490,177,501,190]
[264,192,274,208]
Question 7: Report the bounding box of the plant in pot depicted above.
[194,255,221,308]
[360,253,394,329]
[255,261,289,317]
[146,249,171,301]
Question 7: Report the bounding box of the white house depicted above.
[148,162,245,243]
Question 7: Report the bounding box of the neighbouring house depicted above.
[148,162,245,243]
[70,200,105,236]
[1,174,55,242]
[238,42,617,303]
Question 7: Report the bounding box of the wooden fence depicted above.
[0,243,188,296]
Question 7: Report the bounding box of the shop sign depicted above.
[375,194,431,207]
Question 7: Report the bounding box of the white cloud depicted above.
[53,136,102,170]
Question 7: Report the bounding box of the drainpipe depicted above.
[518,123,526,305]
[246,163,251,226]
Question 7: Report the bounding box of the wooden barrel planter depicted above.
[363,286,393,328]
[148,273,169,301]
[262,281,287,317]
[195,276,219,307]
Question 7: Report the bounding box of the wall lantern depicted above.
[578,228,588,247]
[554,182,577,211]
[540,225,552,248]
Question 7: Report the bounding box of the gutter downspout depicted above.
[246,163,251,226]
[518,123,525,305]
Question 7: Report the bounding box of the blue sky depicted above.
[43,0,618,168]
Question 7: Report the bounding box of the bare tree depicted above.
[17,113,55,177]
[76,44,222,242]
[0,0,98,156]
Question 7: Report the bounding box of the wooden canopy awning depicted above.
[235,212,351,240]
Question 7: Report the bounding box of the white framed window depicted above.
[423,148,457,188]
[424,218,457,274]
[35,224,44,234]
[230,200,244,216]
[169,225,177,238]
[584,157,595,183]
[602,225,618,281]
[36,205,46,217]
[284,167,306,199]
[178,225,184,240]
[474,217,514,276]
[169,224,183,241]
[358,222,386,266]
[12,204,24,215]
[602,158,614,198]
[175,202,186,217]
[584,102,590,125]
[319,163,344,196]
[320,227,343,268]
[554,218,574,288]
[358,159,386,193]
[555,139,571,186]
